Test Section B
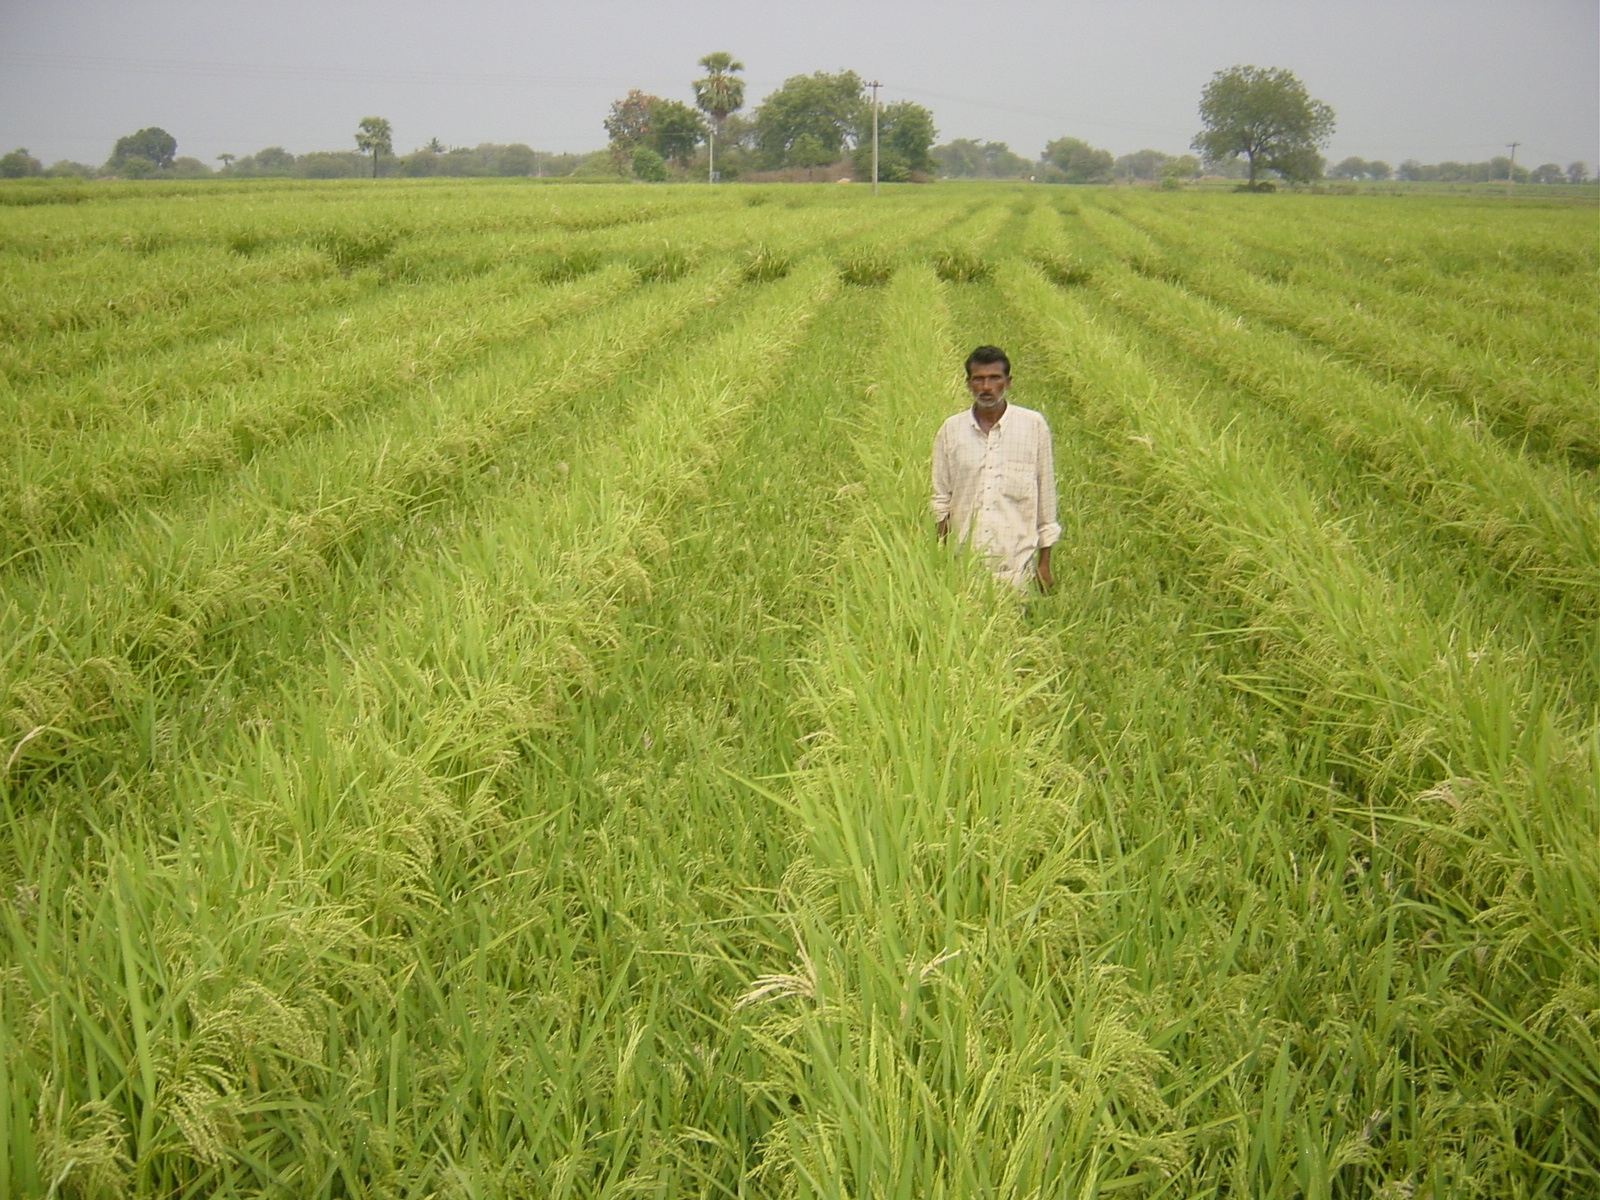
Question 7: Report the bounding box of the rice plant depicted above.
[1,179,1594,1198]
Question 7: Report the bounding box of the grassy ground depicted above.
[1,180,1595,1197]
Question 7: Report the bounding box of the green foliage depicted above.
[530,247,602,283]
[1192,64,1335,185]
[1042,136,1114,183]
[837,248,895,286]
[313,227,398,271]
[932,139,1033,179]
[740,243,791,282]
[0,148,43,179]
[107,127,177,172]
[224,229,267,255]
[0,182,1593,1196]
[1029,250,1092,286]
[929,245,993,282]
[604,88,657,171]
[647,100,707,167]
[753,70,864,169]
[632,245,696,281]
[1114,148,1171,181]
[631,146,669,182]
[354,116,393,176]
[851,99,937,181]
[692,51,746,131]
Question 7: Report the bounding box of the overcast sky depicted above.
[2,0,1595,169]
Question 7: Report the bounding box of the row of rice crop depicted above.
[0,183,862,391]
[730,262,1190,1192]
[0,265,644,556]
[1097,191,1597,318]
[1091,201,1600,465]
[0,256,846,1192]
[0,192,954,560]
[1081,258,1600,609]
[998,260,1599,1190]
[0,260,754,785]
[3,184,1592,1195]
[0,177,732,260]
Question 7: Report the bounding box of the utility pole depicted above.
[1505,141,1520,199]
[868,79,882,194]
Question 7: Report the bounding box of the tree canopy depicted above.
[753,71,864,170]
[604,89,657,171]
[932,140,1032,179]
[693,53,745,134]
[852,100,936,182]
[1329,156,1391,181]
[354,117,393,177]
[1042,137,1113,184]
[0,148,43,179]
[1192,65,1334,186]
[107,127,177,173]
[649,99,708,167]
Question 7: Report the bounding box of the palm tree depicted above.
[692,52,745,182]
[355,116,393,178]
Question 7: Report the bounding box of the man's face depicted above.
[967,361,1010,409]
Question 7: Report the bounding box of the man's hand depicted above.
[1035,545,1054,593]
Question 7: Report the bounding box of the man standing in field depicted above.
[932,346,1060,590]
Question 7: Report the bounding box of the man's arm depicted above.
[1034,418,1061,591]
[931,423,953,541]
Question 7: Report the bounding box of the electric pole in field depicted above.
[868,79,882,194]
[1505,141,1520,199]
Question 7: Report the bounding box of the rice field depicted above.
[0,178,1595,1198]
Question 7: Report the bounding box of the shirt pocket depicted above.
[1000,461,1034,502]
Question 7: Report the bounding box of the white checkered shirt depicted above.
[931,402,1061,583]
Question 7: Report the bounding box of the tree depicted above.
[753,71,864,170]
[604,89,658,172]
[0,148,43,178]
[851,99,936,182]
[933,138,1030,179]
[631,146,669,182]
[1042,137,1113,184]
[1115,149,1171,181]
[649,99,707,167]
[1365,159,1391,181]
[108,127,177,173]
[495,144,538,176]
[1529,163,1565,185]
[355,116,393,177]
[252,146,296,175]
[693,52,745,180]
[1192,65,1334,187]
[1569,162,1591,185]
[217,152,236,172]
[1162,154,1201,181]
[1328,155,1367,180]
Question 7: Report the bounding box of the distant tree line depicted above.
[601,60,938,182]
[0,124,591,182]
[3,62,1588,191]
[1395,158,1589,185]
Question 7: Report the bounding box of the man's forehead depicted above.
[968,363,1009,375]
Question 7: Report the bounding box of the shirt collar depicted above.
[967,401,1009,432]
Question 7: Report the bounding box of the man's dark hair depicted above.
[965,345,1011,376]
